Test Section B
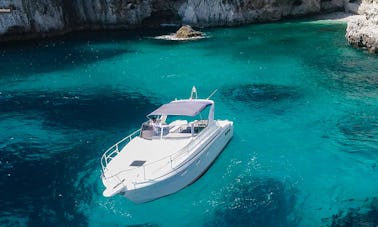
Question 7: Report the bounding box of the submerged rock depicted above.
[222,84,301,103]
[334,109,378,155]
[330,197,378,227]
[338,113,377,144]
[346,2,378,53]
[221,84,302,113]
[206,176,297,227]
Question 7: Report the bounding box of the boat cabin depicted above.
[140,99,214,140]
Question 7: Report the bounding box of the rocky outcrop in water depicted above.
[154,25,204,40]
[0,0,344,41]
[175,25,202,38]
[346,1,378,53]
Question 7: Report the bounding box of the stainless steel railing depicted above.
[101,124,219,188]
[100,129,141,172]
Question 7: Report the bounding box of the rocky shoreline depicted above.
[346,2,378,53]
[0,0,345,42]
[0,0,377,53]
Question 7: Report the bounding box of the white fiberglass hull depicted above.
[123,120,233,203]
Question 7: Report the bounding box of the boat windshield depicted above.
[140,121,169,140]
[140,117,208,140]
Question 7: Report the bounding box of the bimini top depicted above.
[148,100,212,117]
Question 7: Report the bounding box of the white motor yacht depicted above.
[100,87,233,203]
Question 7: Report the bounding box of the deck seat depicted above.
[169,120,188,133]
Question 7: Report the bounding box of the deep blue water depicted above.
[0,20,377,226]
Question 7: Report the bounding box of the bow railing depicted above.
[100,129,141,172]
[101,124,219,189]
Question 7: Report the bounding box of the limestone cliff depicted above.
[179,0,344,26]
[0,0,344,41]
[0,0,64,37]
[0,0,153,41]
[346,1,378,53]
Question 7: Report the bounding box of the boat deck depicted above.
[103,135,192,182]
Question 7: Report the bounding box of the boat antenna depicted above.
[190,86,198,99]
[206,89,218,100]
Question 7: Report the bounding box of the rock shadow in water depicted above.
[334,109,378,156]
[0,39,135,77]
[221,84,302,113]
[0,143,92,226]
[205,176,297,227]
[316,69,378,97]
[306,52,378,97]
[327,197,378,227]
[0,90,160,225]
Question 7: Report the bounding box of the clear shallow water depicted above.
[0,20,377,226]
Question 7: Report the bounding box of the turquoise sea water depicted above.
[0,20,377,226]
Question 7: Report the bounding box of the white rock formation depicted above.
[178,0,341,26]
[346,2,378,53]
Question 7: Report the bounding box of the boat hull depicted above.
[123,120,233,203]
